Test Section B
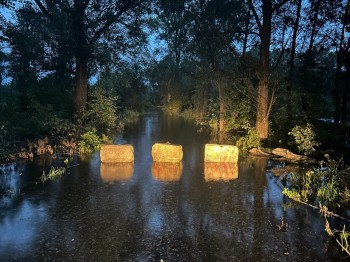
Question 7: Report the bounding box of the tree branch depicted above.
[33,0,52,18]
[247,0,262,31]
[56,1,72,14]
[272,0,290,13]
[91,0,143,44]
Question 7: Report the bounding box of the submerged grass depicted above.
[40,166,66,183]
[282,155,350,256]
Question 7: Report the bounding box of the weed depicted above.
[276,217,288,231]
[40,166,66,183]
[337,226,350,256]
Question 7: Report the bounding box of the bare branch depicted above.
[247,0,262,31]
[272,0,290,13]
[33,0,52,18]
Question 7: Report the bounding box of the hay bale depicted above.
[152,162,183,182]
[204,162,238,181]
[100,163,133,183]
[204,144,239,163]
[100,144,134,163]
[152,143,183,162]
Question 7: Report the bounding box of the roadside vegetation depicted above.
[282,155,350,254]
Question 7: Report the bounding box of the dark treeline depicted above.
[0,0,349,158]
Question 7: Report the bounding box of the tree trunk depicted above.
[218,77,225,143]
[255,0,272,139]
[304,0,320,86]
[242,5,251,57]
[288,0,302,115]
[73,58,88,113]
[72,1,89,115]
[200,83,208,120]
[341,50,350,124]
[256,77,269,139]
[335,5,347,124]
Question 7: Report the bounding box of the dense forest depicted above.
[0,0,349,159]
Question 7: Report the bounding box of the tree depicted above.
[6,0,150,115]
[248,0,290,139]
[187,0,245,140]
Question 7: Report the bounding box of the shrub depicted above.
[77,129,109,154]
[81,88,118,133]
[236,128,261,151]
[288,123,320,155]
[162,99,182,115]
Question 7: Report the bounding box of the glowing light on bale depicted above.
[100,144,134,163]
[204,144,239,163]
[151,143,183,162]
[152,162,183,182]
[204,162,238,181]
[100,163,133,183]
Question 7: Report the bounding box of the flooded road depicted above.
[0,112,345,261]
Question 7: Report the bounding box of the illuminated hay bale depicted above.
[204,162,238,181]
[100,163,133,183]
[152,162,183,182]
[204,144,239,163]
[100,144,134,163]
[151,143,183,162]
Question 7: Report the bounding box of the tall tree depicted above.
[288,0,302,115]
[6,0,149,115]
[188,0,245,140]
[248,0,290,139]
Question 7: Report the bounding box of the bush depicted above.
[236,128,261,151]
[80,88,118,133]
[288,123,320,155]
[77,129,109,154]
[162,99,182,115]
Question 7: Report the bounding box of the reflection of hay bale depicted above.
[204,144,239,163]
[152,162,183,181]
[205,162,238,181]
[100,163,134,182]
[100,144,134,163]
[152,143,183,162]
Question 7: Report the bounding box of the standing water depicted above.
[0,112,346,261]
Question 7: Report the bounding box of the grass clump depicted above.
[40,166,66,183]
[283,155,350,256]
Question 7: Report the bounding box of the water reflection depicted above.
[152,162,183,182]
[204,162,238,181]
[100,163,133,183]
[0,112,346,261]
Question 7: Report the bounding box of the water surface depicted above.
[0,112,345,261]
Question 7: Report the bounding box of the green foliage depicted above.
[40,167,66,183]
[288,123,320,155]
[80,88,118,133]
[317,176,340,207]
[0,122,12,160]
[77,129,109,154]
[120,109,140,125]
[236,128,261,151]
[96,64,148,111]
[284,156,347,212]
[282,188,302,202]
[162,99,182,115]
